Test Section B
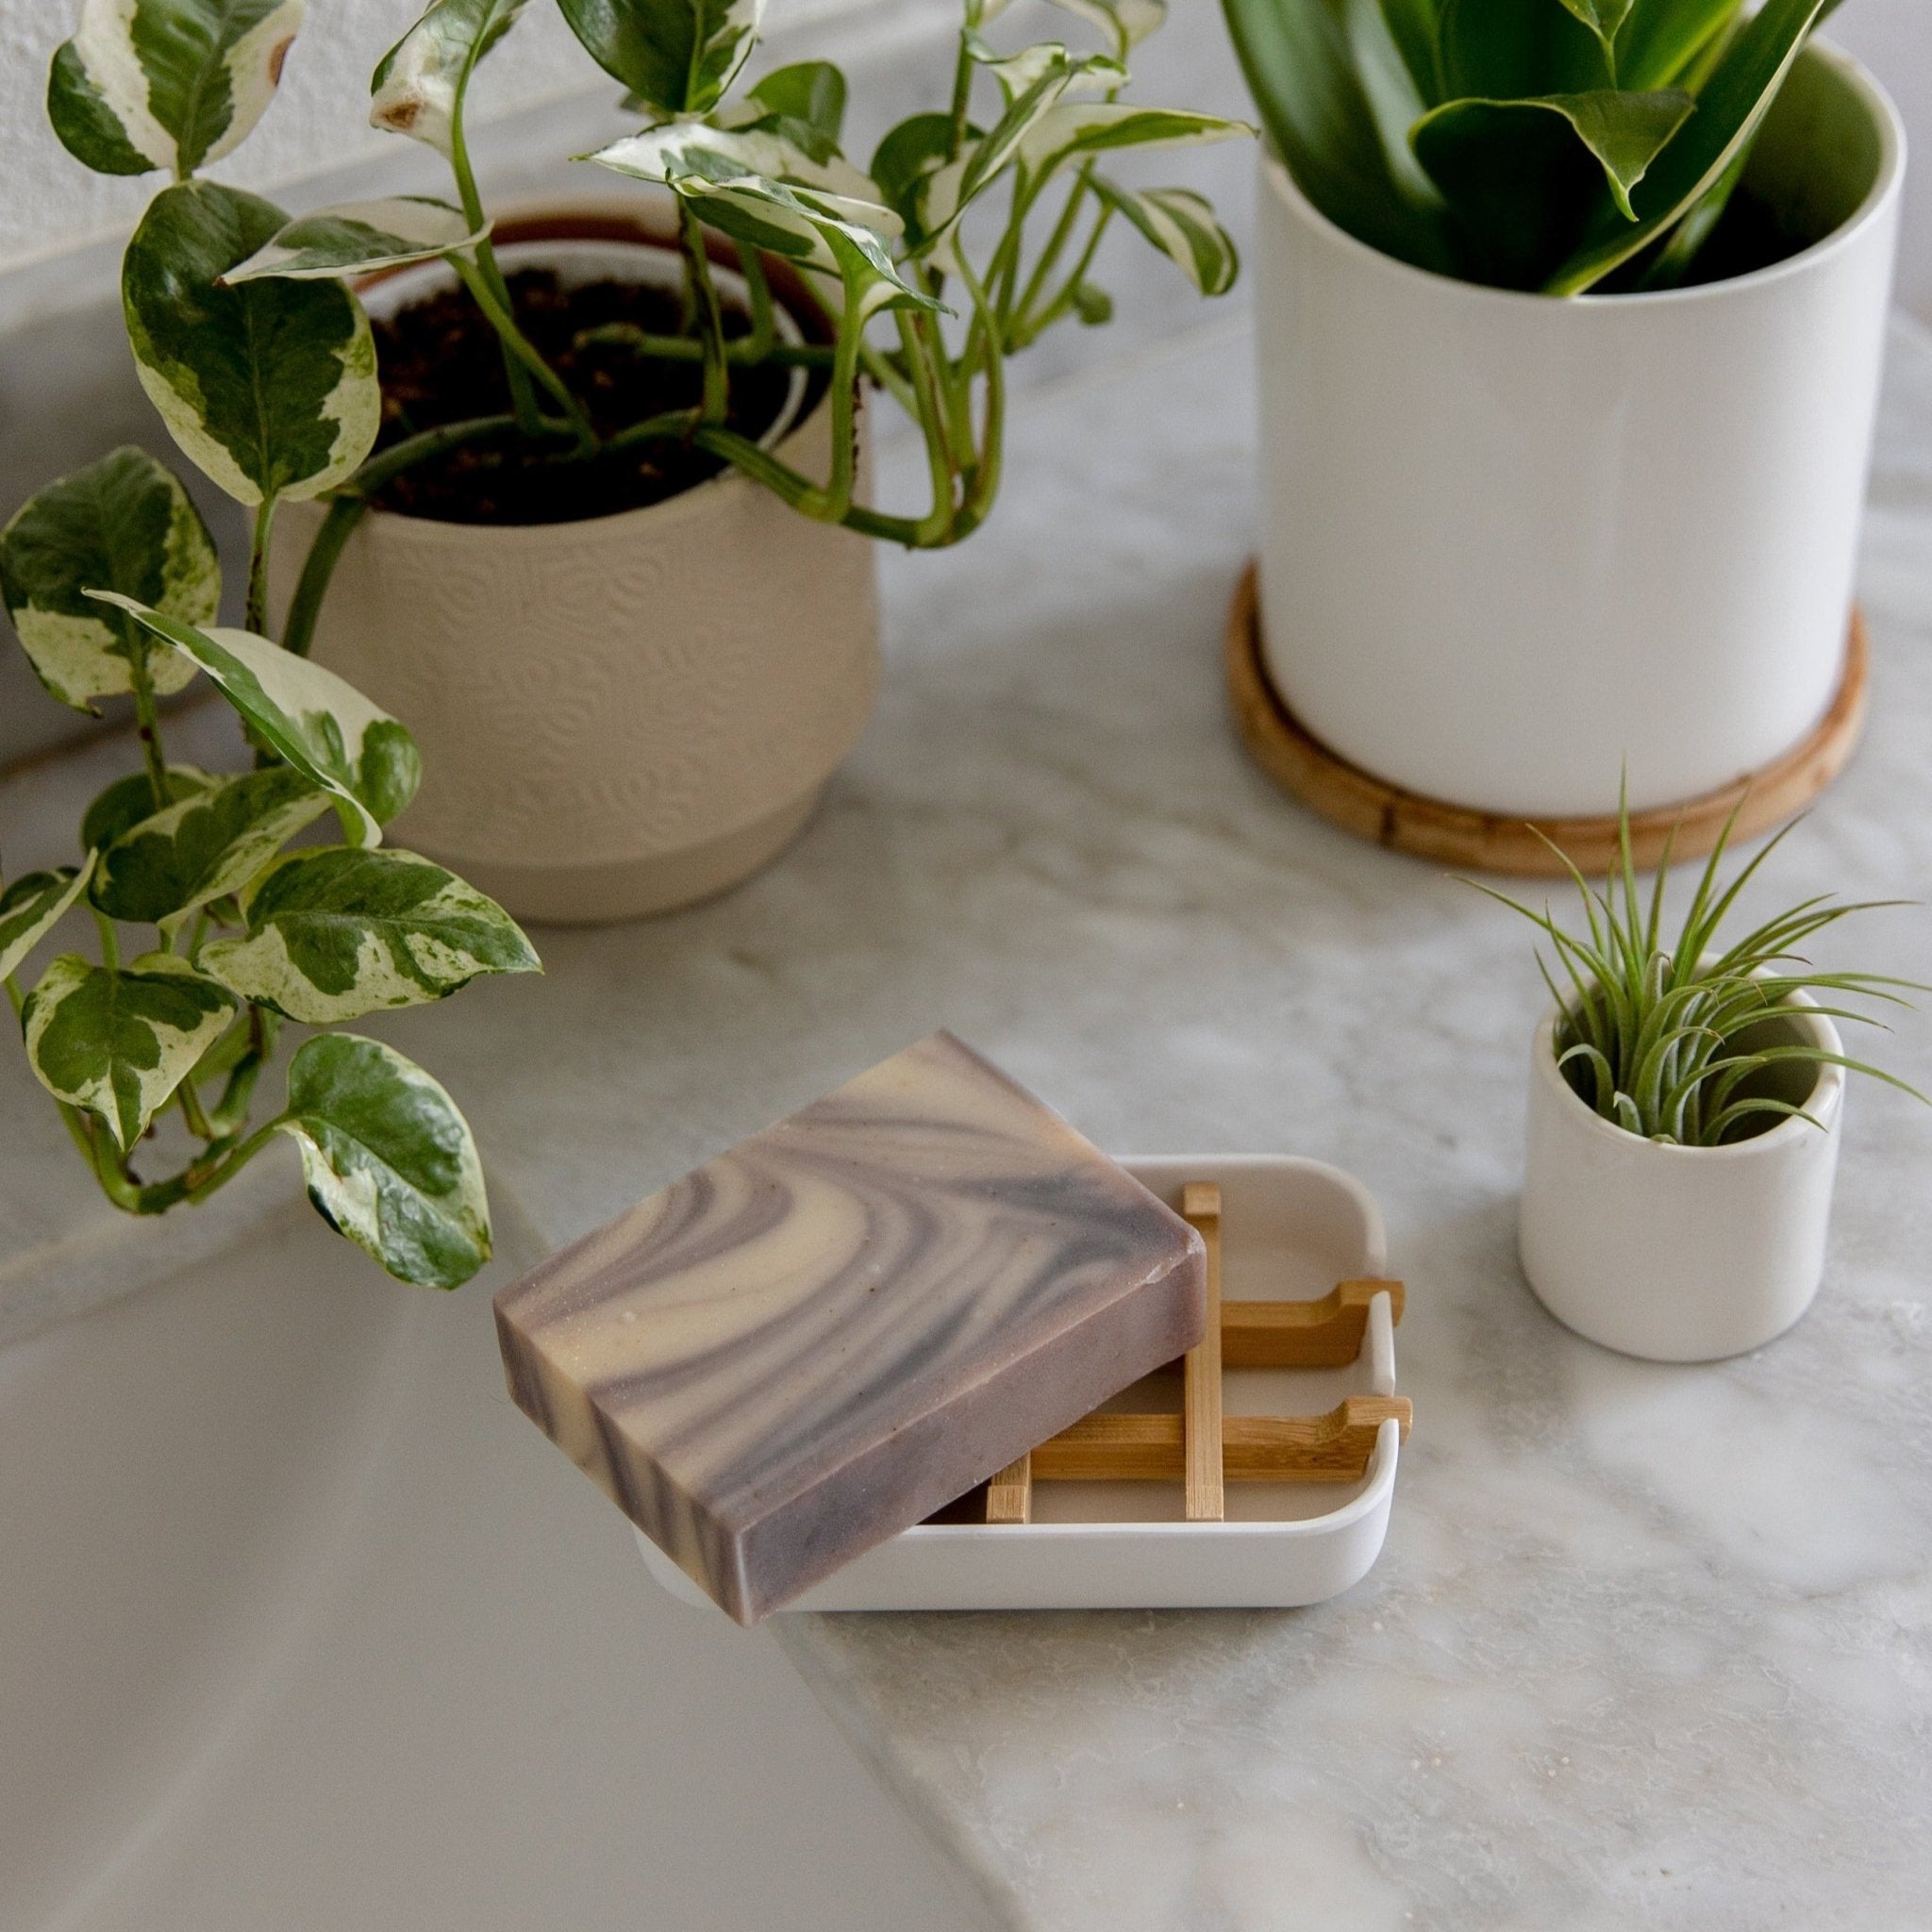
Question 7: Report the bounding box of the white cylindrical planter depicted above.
[1518,998,1844,1361]
[1254,43,1904,819]
[271,207,878,926]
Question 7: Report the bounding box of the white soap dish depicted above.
[635,1154,1408,1614]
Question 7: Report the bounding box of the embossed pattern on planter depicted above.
[270,396,879,872]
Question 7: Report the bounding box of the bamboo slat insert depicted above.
[1031,1397,1412,1484]
[1223,1278,1406,1368]
[984,1452,1033,1524]
[1181,1182,1225,1521]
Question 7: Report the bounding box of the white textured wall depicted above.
[1832,1,1932,322]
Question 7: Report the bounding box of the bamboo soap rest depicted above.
[634,1153,1416,1613]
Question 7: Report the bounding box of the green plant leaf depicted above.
[1554,0,1634,56]
[47,0,305,179]
[277,1032,491,1289]
[1091,179,1241,293]
[92,766,331,930]
[1015,103,1254,180]
[1437,0,1612,95]
[869,111,957,236]
[583,120,882,206]
[1375,0,1441,106]
[1041,0,1167,58]
[371,0,527,155]
[24,951,235,1152]
[1221,0,1456,274]
[555,0,764,117]
[87,597,421,847]
[197,844,540,1023]
[0,446,215,712]
[718,59,847,159]
[81,767,216,854]
[123,181,380,505]
[221,196,489,283]
[1616,0,1741,92]
[584,149,933,321]
[0,858,97,983]
[1547,0,1826,293]
[1412,92,1694,280]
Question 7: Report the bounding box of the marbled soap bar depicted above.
[494,1032,1205,1623]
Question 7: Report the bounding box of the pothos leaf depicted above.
[81,766,216,855]
[371,0,527,155]
[584,148,932,321]
[92,766,331,930]
[1041,0,1167,58]
[584,122,882,207]
[278,1032,491,1289]
[87,597,421,848]
[197,844,540,1024]
[719,59,847,158]
[123,181,380,506]
[0,446,215,712]
[870,111,957,236]
[556,0,765,117]
[0,858,96,984]
[1015,103,1253,181]
[1091,178,1241,294]
[48,0,305,179]
[24,951,235,1152]
[222,196,489,283]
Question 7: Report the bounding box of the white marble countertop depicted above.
[7,300,1931,1927]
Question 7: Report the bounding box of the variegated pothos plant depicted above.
[5,4,541,1291]
[6,0,1244,1284]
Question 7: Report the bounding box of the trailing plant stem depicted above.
[678,204,731,425]
[246,493,277,636]
[126,647,171,809]
[451,258,597,453]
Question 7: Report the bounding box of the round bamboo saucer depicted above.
[1224,563,1869,876]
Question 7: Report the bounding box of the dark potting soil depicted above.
[367,269,804,525]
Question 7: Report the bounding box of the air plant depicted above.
[1477,801,1926,1145]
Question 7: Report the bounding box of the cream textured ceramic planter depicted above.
[270,208,878,925]
[1254,44,1904,819]
[1518,996,1844,1362]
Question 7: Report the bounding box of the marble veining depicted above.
[493,1031,1204,1623]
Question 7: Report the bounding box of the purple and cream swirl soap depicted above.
[493,1032,1206,1623]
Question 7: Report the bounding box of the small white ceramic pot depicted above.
[1254,43,1904,818]
[1518,994,1845,1361]
[270,203,878,925]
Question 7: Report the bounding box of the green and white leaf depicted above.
[88,597,421,847]
[371,0,526,155]
[1091,178,1240,293]
[969,37,1124,104]
[92,766,331,931]
[584,122,882,211]
[0,858,96,983]
[123,181,379,505]
[198,845,539,1024]
[1015,103,1254,180]
[556,0,764,117]
[716,59,847,160]
[81,766,216,855]
[24,951,235,1152]
[586,154,931,319]
[277,1032,491,1289]
[222,196,488,283]
[48,0,305,179]
[0,446,214,711]
[1041,0,1166,58]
